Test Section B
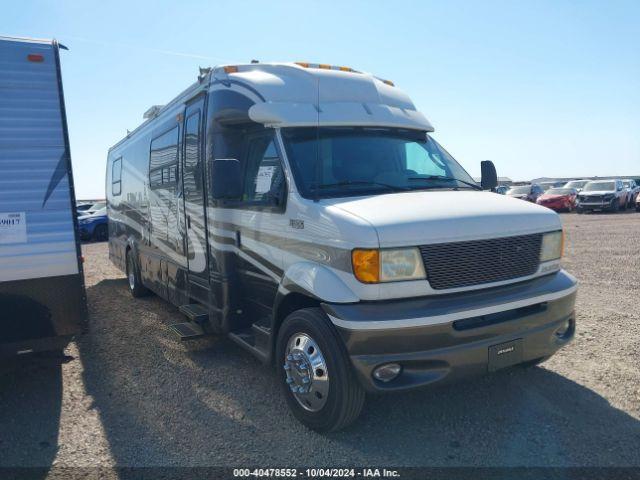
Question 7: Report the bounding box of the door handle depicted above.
[187,215,191,229]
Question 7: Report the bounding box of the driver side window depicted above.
[242,134,286,208]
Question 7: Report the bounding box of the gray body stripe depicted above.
[211,220,352,272]
[328,284,578,331]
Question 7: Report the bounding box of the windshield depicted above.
[584,182,615,191]
[565,180,588,189]
[508,186,531,194]
[281,128,476,198]
[547,188,573,195]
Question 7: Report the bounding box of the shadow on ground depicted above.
[69,278,640,465]
[0,354,63,476]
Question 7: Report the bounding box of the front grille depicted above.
[582,195,603,202]
[419,233,543,290]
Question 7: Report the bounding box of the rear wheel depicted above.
[611,199,620,212]
[126,250,149,298]
[276,308,365,432]
[93,224,108,242]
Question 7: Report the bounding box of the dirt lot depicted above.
[1,211,639,468]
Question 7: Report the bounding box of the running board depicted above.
[228,320,272,363]
[179,304,209,324]
[169,322,206,341]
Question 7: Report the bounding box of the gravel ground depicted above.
[1,211,639,468]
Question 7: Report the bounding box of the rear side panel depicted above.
[0,37,87,354]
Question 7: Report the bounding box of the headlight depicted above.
[352,247,426,283]
[540,231,563,263]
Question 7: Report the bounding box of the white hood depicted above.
[326,190,561,247]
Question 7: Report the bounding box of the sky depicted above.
[4,0,640,198]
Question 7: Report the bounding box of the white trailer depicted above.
[0,36,87,355]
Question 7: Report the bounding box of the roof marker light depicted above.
[223,65,238,73]
[382,79,395,87]
[318,64,332,69]
[295,62,310,68]
[27,54,44,62]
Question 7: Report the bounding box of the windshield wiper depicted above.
[313,180,409,191]
[408,176,483,191]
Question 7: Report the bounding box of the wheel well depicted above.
[272,292,321,360]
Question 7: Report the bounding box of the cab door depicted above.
[181,96,209,301]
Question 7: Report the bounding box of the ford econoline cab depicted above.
[107,62,577,431]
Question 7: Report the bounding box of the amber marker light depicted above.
[352,249,380,284]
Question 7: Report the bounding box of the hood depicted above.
[325,190,561,247]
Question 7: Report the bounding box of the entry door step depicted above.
[170,322,206,340]
[179,304,209,324]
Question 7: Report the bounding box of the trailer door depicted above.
[181,97,209,297]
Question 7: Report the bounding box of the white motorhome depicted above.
[107,62,577,431]
[0,36,87,355]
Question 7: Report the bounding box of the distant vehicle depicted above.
[621,179,639,208]
[507,184,544,202]
[76,203,93,212]
[0,36,87,356]
[576,180,628,213]
[77,201,106,217]
[563,179,590,192]
[539,181,565,191]
[78,207,108,241]
[536,188,578,212]
[495,185,509,195]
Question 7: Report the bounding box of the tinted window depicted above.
[547,188,573,195]
[183,112,203,202]
[281,128,475,199]
[508,186,531,194]
[149,126,179,189]
[112,158,122,196]
[242,134,285,205]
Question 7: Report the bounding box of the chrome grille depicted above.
[419,233,543,290]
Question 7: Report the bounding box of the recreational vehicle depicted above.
[0,37,87,356]
[107,62,577,431]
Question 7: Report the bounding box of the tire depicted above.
[610,199,619,212]
[576,206,584,214]
[276,308,365,432]
[126,249,150,298]
[93,224,108,242]
[636,204,640,212]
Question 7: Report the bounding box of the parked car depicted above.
[78,207,108,241]
[76,202,94,213]
[539,181,565,191]
[77,201,106,217]
[621,179,639,208]
[536,187,578,212]
[495,185,509,195]
[576,179,628,213]
[563,179,590,192]
[506,184,544,202]
[637,193,640,212]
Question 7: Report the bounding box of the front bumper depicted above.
[322,270,577,392]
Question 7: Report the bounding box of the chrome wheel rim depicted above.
[284,332,329,412]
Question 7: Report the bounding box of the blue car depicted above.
[78,207,108,241]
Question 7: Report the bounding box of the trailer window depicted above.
[149,126,179,189]
[112,158,122,196]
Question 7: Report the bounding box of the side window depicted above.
[242,135,285,206]
[112,158,122,196]
[149,126,179,190]
[183,112,202,202]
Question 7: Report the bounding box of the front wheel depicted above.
[276,308,365,432]
[93,224,108,242]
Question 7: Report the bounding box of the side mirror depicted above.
[480,160,498,190]
[210,158,242,200]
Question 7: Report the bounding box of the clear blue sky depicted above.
[5,0,640,198]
